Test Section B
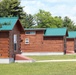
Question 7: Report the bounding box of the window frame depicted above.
[25,31,36,35]
[25,38,29,44]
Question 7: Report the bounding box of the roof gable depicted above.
[67,31,76,38]
[44,28,67,36]
[0,17,18,31]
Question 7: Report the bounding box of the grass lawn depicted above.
[28,55,76,60]
[0,62,76,75]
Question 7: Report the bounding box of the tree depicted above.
[62,16,75,31]
[21,13,35,28]
[34,9,63,28]
[53,16,63,28]
[0,0,24,19]
[34,9,52,28]
[0,0,34,28]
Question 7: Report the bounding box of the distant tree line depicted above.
[0,0,76,31]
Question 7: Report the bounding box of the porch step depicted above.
[66,50,75,54]
[15,54,35,63]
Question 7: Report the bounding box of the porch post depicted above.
[74,38,76,53]
[64,36,66,54]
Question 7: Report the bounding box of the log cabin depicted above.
[66,31,76,53]
[0,17,24,63]
[21,28,68,56]
[1,17,75,63]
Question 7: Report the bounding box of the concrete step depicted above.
[15,54,35,63]
[66,50,75,53]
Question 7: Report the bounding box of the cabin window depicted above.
[25,38,29,44]
[14,35,17,43]
[14,34,17,51]
[25,31,36,35]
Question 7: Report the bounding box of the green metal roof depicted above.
[44,28,67,36]
[0,17,18,31]
[67,31,76,38]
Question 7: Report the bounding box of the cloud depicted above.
[21,0,45,14]
[46,0,76,3]
[21,0,76,23]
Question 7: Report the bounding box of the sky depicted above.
[21,0,76,23]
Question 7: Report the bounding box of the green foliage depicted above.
[0,0,34,28]
[34,9,63,28]
[34,9,76,30]
[21,14,35,28]
[54,16,63,28]
[62,16,75,31]
[0,0,24,19]
[34,9,53,28]
[0,0,76,30]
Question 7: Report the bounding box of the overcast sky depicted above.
[21,0,76,23]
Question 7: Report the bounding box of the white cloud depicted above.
[46,0,76,3]
[21,0,45,14]
[21,0,76,23]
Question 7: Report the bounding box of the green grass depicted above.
[0,62,76,75]
[28,55,76,60]
[0,55,76,75]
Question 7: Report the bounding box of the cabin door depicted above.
[14,34,17,51]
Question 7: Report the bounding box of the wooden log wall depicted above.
[0,32,9,58]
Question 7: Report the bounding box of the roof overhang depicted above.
[24,28,46,31]
[44,34,68,37]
